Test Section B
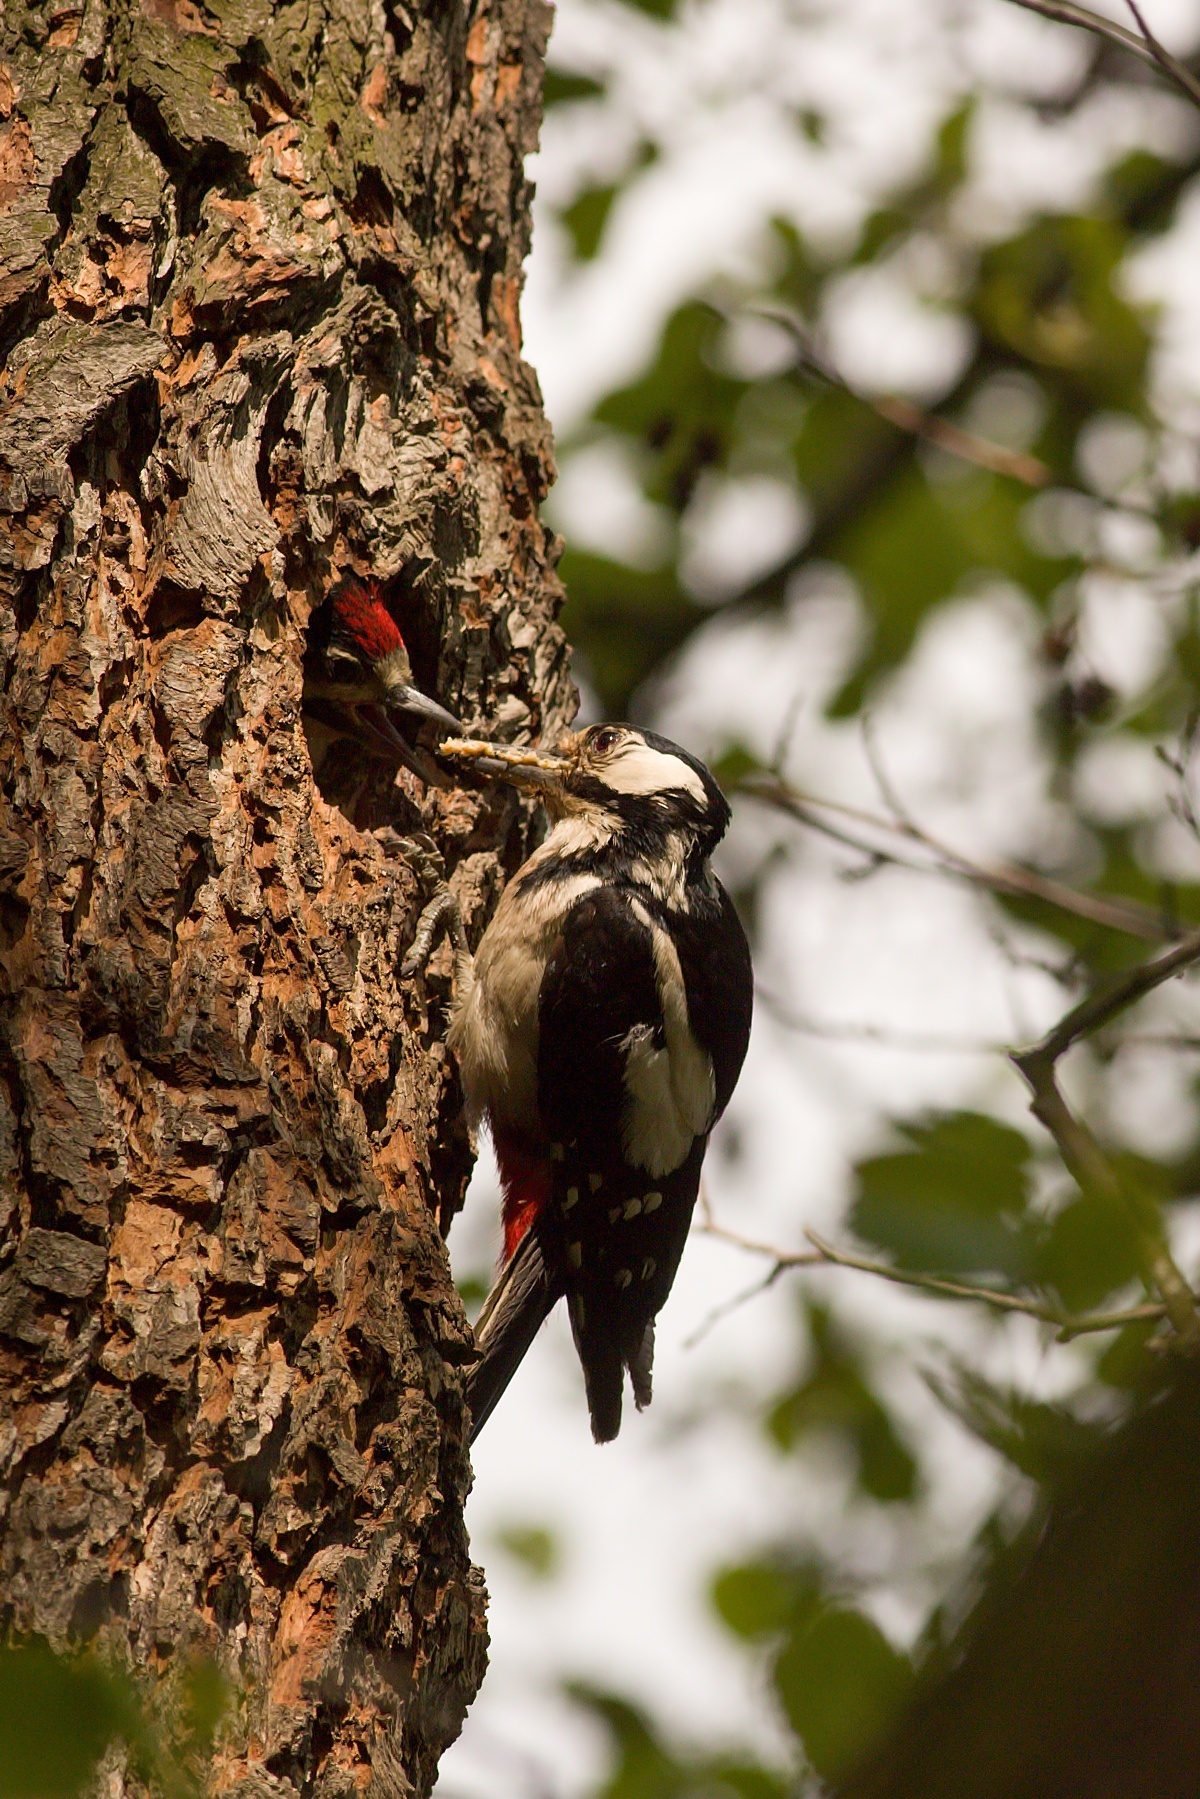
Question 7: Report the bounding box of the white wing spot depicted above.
[618,905,716,1176]
[643,1191,663,1213]
[567,1242,582,1269]
[614,1268,633,1289]
[588,1172,603,1192]
[608,1206,621,1223]
[641,1257,656,1280]
[564,1186,580,1209]
[623,1197,642,1219]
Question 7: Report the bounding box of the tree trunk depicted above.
[0,0,570,1791]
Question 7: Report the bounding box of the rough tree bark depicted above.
[0,0,571,1792]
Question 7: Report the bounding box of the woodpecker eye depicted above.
[589,726,623,756]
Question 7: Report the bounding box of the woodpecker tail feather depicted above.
[466,1232,559,1444]
[579,1338,624,1444]
[629,1320,655,1412]
[567,1305,657,1443]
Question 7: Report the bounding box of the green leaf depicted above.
[850,1112,1033,1279]
[926,1364,1106,1480]
[773,1606,912,1779]
[613,0,678,17]
[543,69,606,108]
[711,1560,818,1641]
[0,1646,138,1799]
[825,462,1077,715]
[933,101,973,191]
[178,1657,228,1752]
[709,742,766,789]
[557,548,702,717]
[1096,1317,1160,1387]
[560,146,658,261]
[973,214,1151,414]
[494,1522,561,1580]
[1029,1193,1140,1312]
[568,1686,792,1799]
[594,302,747,511]
[561,184,619,261]
[767,1305,918,1502]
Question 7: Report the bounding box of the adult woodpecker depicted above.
[424,723,753,1443]
[302,577,462,779]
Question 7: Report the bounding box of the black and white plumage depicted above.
[436,723,753,1442]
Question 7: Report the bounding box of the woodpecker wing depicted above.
[532,883,746,1441]
[466,1226,558,1443]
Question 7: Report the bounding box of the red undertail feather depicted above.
[494,1137,552,1261]
[333,579,406,663]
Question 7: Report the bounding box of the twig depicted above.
[739,771,1172,943]
[696,1215,1167,1342]
[682,1261,792,1348]
[871,394,1050,487]
[757,985,1008,1053]
[1011,926,1200,1344]
[1005,0,1200,109]
[753,304,1051,489]
[1019,923,1200,1063]
[1124,0,1200,110]
[1004,0,1164,70]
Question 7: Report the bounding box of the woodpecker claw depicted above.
[401,884,472,991]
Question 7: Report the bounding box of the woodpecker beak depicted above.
[438,737,573,792]
[388,685,463,736]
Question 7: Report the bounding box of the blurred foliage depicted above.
[849,1113,1033,1281]
[494,1521,562,1579]
[561,145,659,261]
[544,1,1200,1790]
[767,1303,917,1503]
[569,1687,792,1799]
[543,68,607,108]
[0,1644,227,1799]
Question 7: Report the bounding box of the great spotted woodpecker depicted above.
[302,578,461,779]
[424,723,753,1442]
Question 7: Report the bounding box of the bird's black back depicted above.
[534,877,751,1439]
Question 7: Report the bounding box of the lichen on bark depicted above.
[0,0,571,1793]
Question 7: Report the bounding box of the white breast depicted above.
[449,864,600,1140]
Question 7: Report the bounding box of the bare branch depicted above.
[1004,0,1165,71]
[872,394,1050,488]
[1124,0,1200,109]
[752,304,1051,488]
[1011,927,1200,1343]
[1018,924,1200,1065]
[757,985,1008,1054]
[1005,0,1200,109]
[739,771,1172,943]
[696,1214,1168,1341]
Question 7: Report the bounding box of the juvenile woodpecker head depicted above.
[441,724,731,860]
[303,578,461,770]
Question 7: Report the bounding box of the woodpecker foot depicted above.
[375,828,446,888]
[401,883,471,988]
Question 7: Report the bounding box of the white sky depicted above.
[439,3,1200,1795]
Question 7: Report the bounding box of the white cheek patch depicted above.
[618,897,717,1175]
[602,742,707,805]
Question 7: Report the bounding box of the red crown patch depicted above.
[332,580,406,662]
